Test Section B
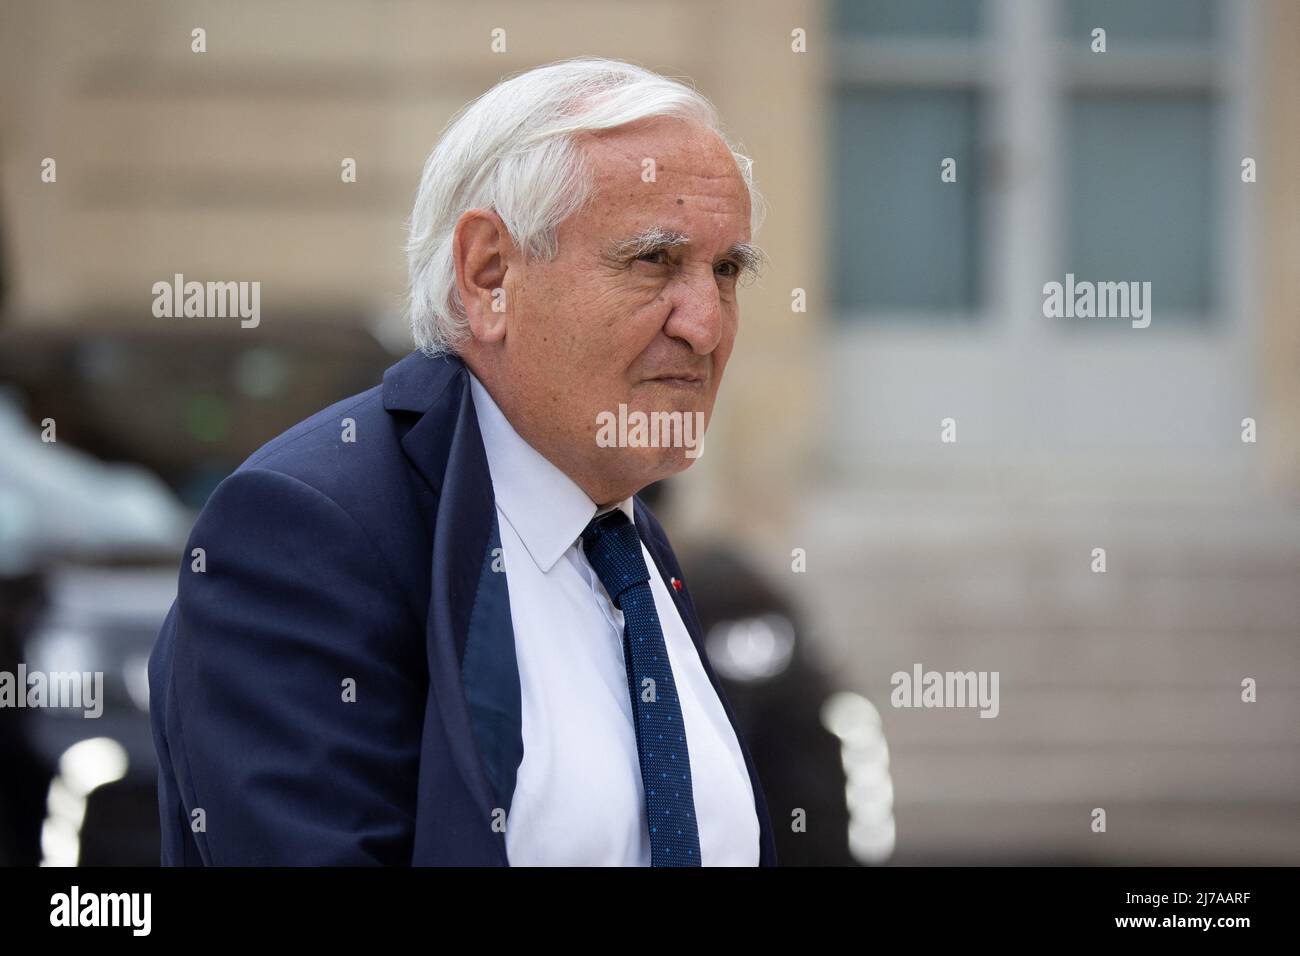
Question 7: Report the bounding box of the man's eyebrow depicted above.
[724,241,765,277]
[604,227,691,260]
[605,227,765,276]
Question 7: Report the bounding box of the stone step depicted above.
[803,572,1300,632]
[836,627,1298,684]
[872,687,1299,746]
[887,747,1300,803]
[888,802,1300,864]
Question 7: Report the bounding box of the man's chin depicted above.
[592,446,700,503]
[632,445,700,485]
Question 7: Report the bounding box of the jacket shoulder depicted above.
[240,384,385,479]
[229,378,423,523]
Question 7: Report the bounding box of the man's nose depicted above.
[662,270,724,355]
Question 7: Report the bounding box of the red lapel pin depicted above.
[670,577,683,592]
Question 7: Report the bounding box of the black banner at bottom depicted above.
[0,865,1286,941]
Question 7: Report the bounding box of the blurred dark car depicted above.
[0,319,397,865]
[19,564,175,866]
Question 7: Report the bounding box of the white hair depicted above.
[403,56,764,356]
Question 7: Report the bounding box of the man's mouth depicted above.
[644,373,707,389]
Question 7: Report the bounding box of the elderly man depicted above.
[148,57,776,866]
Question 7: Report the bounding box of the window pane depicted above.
[832,90,982,314]
[834,0,983,37]
[1064,93,1217,317]
[1063,0,1218,44]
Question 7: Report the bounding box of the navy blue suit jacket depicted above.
[148,349,778,865]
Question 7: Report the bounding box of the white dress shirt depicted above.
[467,372,760,866]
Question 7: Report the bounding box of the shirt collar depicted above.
[468,370,634,573]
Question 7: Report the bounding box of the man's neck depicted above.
[464,361,636,510]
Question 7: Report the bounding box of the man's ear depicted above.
[452,208,512,344]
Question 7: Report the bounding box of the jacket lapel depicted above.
[460,512,524,822]
[384,351,520,866]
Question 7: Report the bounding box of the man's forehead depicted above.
[581,120,744,188]
[585,150,748,216]
[572,120,751,246]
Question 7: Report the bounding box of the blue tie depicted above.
[581,509,702,866]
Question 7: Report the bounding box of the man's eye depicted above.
[715,260,740,278]
[634,249,670,265]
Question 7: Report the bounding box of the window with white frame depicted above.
[830,0,1231,331]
